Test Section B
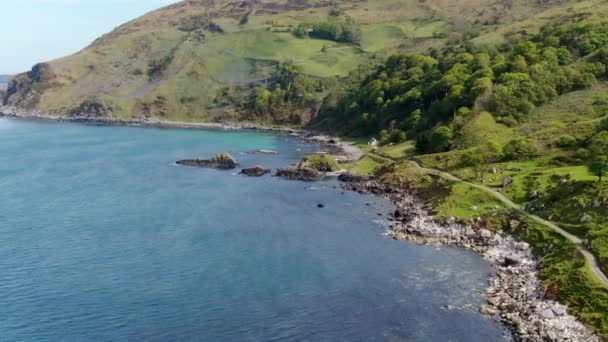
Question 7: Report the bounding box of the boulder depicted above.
[580,213,592,223]
[177,152,239,169]
[479,229,493,239]
[480,305,497,316]
[540,308,555,320]
[503,255,522,266]
[240,165,271,177]
[529,190,539,199]
[275,166,323,181]
[593,198,602,208]
[502,177,514,187]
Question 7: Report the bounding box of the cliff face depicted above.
[3,63,53,109]
[1,0,579,123]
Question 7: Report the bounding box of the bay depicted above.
[0,117,510,341]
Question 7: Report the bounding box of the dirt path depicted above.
[407,160,608,288]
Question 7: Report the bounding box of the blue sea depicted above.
[0,117,510,341]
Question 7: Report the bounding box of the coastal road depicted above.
[408,161,608,288]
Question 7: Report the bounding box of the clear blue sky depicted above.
[1,0,179,74]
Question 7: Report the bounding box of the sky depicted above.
[0,0,179,74]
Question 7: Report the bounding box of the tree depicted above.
[587,131,608,181]
[557,47,573,65]
[430,126,453,152]
[251,87,272,114]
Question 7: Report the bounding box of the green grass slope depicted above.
[2,0,583,123]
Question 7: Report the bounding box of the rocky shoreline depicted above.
[342,179,599,342]
[3,105,597,341]
[0,106,362,162]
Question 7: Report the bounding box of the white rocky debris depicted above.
[358,184,599,342]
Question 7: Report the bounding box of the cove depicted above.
[0,117,511,341]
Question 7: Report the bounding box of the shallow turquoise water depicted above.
[0,118,510,341]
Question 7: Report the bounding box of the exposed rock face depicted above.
[338,172,371,183]
[275,166,323,181]
[240,165,270,176]
[177,152,239,169]
[69,100,113,118]
[3,63,53,108]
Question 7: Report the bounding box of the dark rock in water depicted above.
[317,203,325,208]
[240,165,271,177]
[338,172,371,183]
[246,149,279,155]
[275,166,323,181]
[177,152,239,169]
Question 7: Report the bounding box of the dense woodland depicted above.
[313,20,608,153]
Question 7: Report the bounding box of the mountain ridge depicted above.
[2,0,593,123]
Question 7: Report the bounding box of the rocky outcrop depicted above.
[177,152,239,169]
[338,172,371,183]
[69,100,113,118]
[275,166,323,181]
[3,63,53,109]
[245,149,279,155]
[240,165,270,176]
[346,181,599,342]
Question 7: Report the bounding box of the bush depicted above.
[329,8,343,17]
[576,148,591,160]
[388,129,407,144]
[503,138,537,161]
[558,135,577,147]
[599,117,608,132]
[460,150,483,167]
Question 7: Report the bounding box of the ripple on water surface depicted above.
[0,118,511,341]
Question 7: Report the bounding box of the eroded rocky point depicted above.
[343,180,599,342]
[176,152,239,169]
[275,154,343,181]
[240,165,271,177]
[275,166,323,181]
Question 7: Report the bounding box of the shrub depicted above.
[576,148,591,160]
[503,138,537,161]
[599,117,608,132]
[558,135,577,147]
[130,68,144,76]
[388,129,407,144]
[329,8,343,17]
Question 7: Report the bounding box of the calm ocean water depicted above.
[0,117,510,341]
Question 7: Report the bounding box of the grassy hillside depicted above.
[1,0,587,123]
